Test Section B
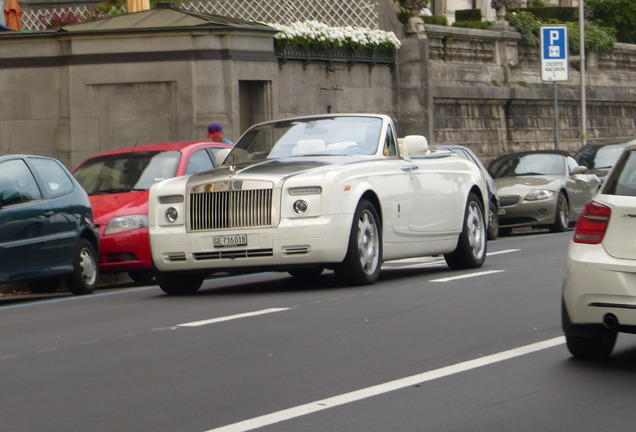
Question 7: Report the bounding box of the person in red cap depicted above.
[207,122,234,145]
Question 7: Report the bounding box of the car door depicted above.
[27,157,82,271]
[0,158,55,282]
[408,156,463,236]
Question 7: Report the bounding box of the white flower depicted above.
[268,21,401,50]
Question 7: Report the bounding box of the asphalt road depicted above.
[3,231,636,432]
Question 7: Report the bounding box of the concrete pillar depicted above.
[395,21,434,141]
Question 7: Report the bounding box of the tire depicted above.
[334,199,382,286]
[444,193,487,270]
[128,270,155,283]
[155,271,204,295]
[288,267,324,281]
[549,192,569,233]
[64,239,98,295]
[487,200,499,240]
[562,303,616,358]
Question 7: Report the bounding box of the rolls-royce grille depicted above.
[499,195,520,207]
[189,189,273,231]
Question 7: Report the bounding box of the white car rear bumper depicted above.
[563,242,636,327]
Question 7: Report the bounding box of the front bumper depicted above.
[151,213,352,273]
[98,228,152,273]
[498,196,557,228]
[563,242,636,328]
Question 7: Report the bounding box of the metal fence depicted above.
[22,0,380,32]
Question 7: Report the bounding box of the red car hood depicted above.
[89,191,149,225]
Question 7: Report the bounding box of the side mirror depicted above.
[0,189,22,207]
[572,165,588,175]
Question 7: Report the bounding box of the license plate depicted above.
[213,234,247,248]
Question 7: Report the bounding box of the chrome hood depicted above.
[187,156,364,188]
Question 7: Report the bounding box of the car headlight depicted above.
[285,186,322,217]
[104,214,149,235]
[525,189,554,201]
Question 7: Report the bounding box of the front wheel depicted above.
[334,199,382,286]
[444,193,486,270]
[64,239,98,295]
[549,192,569,232]
[155,271,204,295]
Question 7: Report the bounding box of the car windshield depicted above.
[74,151,180,194]
[575,144,627,170]
[223,116,383,164]
[488,153,565,178]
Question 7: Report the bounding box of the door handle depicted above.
[43,211,55,218]
[400,165,418,171]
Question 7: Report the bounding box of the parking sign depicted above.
[540,26,568,81]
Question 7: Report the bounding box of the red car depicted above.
[72,141,232,282]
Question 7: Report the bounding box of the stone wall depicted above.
[416,24,636,163]
[0,19,635,168]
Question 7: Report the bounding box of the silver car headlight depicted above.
[104,214,149,235]
[524,189,554,201]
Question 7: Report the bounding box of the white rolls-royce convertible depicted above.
[148,114,489,295]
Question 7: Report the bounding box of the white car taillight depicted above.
[573,201,611,244]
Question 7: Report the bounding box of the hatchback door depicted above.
[599,149,636,260]
[0,158,55,282]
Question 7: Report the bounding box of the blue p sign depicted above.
[542,27,566,60]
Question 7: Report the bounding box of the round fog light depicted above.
[165,207,178,222]
[292,199,309,215]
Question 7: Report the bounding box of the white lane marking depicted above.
[204,337,565,432]
[177,308,289,327]
[430,269,505,282]
[487,249,521,256]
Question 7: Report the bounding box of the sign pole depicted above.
[540,26,568,151]
[553,81,558,150]
[579,0,587,147]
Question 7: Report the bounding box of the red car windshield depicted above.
[74,151,180,194]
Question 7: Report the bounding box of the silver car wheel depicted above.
[558,193,569,228]
[79,247,98,286]
[357,209,380,275]
[466,201,486,260]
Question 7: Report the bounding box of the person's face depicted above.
[211,132,224,142]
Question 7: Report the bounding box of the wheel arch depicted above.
[80,227,100,253]
[359,190,382,227]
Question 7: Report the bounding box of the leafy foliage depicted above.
[506,10,616,52]
[587,0,636,44]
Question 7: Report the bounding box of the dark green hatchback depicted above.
[0,155,99,295]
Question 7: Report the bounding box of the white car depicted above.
[148,114,489,295]
[562,141,636,358]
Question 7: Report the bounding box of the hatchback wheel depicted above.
[65,239,98,295]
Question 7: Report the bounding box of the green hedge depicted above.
[452,21,493,30]
[509,7,576,22]
[455,8,481,22]
[423,15,448,26]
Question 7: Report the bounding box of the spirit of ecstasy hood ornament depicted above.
[229,165,236,178]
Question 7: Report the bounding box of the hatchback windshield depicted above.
[488,153,565,178]
[74,151,180,194]
[223,116,383,164]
